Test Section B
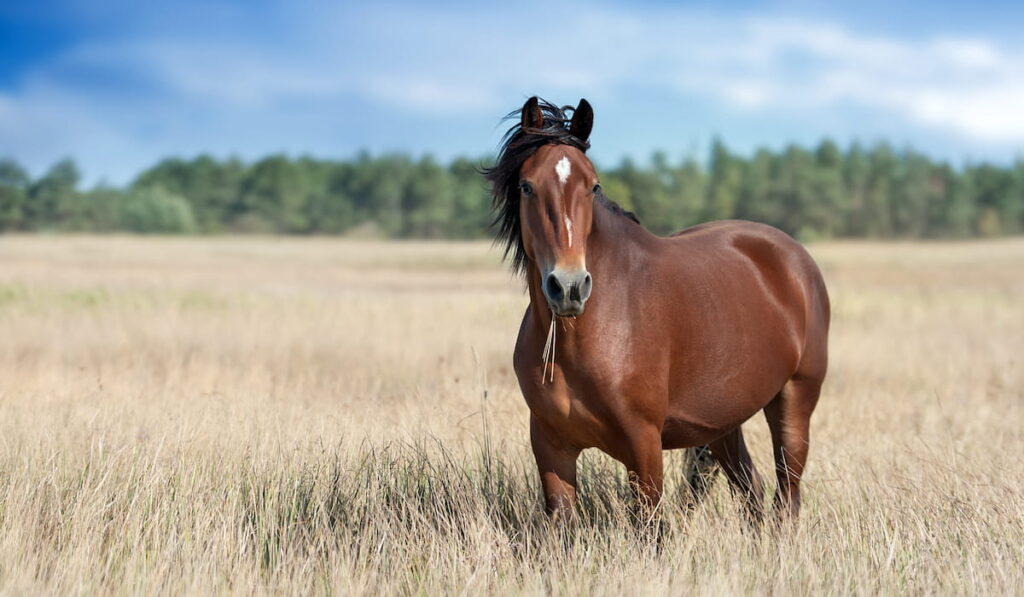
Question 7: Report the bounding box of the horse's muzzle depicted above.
[543,269,592,317]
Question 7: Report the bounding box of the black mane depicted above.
[482,98,640,276]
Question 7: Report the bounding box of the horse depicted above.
[483,97,830,523]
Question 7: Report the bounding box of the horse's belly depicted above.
[660,406,757,449]
[661,367,792,449]
[660,416,727,449]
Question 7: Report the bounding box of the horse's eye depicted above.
[592,183,602,194]
[520,181,533,196]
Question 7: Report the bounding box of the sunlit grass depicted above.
[0,235,1021,594]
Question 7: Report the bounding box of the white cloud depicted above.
[689,19,1024,141]
[63,40,350,108]
[333,6,1024,143]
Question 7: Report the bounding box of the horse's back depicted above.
[670,220,826,307]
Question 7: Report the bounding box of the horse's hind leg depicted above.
[682,444,718,506]
[763,377,822,520]
[707,428,763,524]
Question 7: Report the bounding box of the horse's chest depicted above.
[520,372,623,450]
[514,314,635,449]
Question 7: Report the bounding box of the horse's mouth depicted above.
[552,306,584,318]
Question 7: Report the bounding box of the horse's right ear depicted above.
[521,96,543,130]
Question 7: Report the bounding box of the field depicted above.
[1,235,1022,594]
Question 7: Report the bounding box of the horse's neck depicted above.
[588,203,639,281]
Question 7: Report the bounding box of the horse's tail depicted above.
[683,445,718,505]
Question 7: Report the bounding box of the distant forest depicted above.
[2,139,1023,239]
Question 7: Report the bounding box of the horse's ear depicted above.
[569,98,593,142]
[521,96,543,130]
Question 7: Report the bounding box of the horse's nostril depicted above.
[584,274,592,288]
[545,274,564,301]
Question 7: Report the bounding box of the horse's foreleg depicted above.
[708,427,764,525]
[530,416,579,522]
[764,378,821,520]
[622,427,665,522]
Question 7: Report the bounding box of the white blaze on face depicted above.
[555,156,571,185]
[556,156,574,246]
[556,156,575,247]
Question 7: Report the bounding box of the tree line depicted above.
[1,139,1022,239]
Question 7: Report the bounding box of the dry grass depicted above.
[0,235,1022,595]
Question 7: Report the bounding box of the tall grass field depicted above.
[1,236,1021,594]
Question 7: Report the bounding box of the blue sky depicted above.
[2,0,1024,184]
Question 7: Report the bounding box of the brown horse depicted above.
[484,97,830,523]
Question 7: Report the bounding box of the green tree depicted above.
[118,186,197,233]
[615,157,674,235]
[705,138,743,221]
[890,150,933,237]
[1014,160,1024,233]
[84,185,126,232]
[970,163,1019,236]
[6,141,1024,241]
[238,155,311,233]
[449,158,490,238]
[736,149,777,227]
[0,158,30,230]
[774,144,816,238]
[403,156,453,238]
[27,158,80,229]
[306,161,355,234]
[842,143,870,236]
[864,144,896,237]
[926,164,971,238]
[672,157,706,229]
[135,155,247,232]
[347,153,411,236]
[806,139,846,239]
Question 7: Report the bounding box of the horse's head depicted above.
[516,97,597,317]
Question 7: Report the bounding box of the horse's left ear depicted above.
[569,98,593,142]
